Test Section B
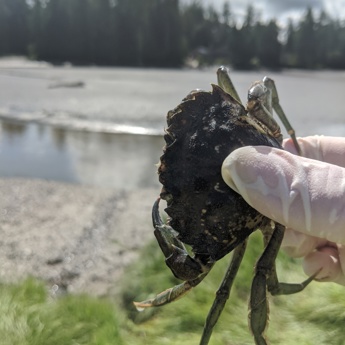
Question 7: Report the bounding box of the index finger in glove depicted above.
[221,146,345,244]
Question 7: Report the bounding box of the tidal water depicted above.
[0,65,344,190]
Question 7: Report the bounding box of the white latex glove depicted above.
[222,136,345,285]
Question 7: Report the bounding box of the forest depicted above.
[1,0,345,69]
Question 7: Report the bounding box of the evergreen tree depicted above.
[257,20,281,69]
[296,7,316,68]
[88,0,117,65]
[66,0,89,64]
[27,0,43,59]
[181,2,210,51]
[221,1,231,26]
[230,5,257,69]
[142,0,183,67]
[114,0,143,66]
[38,0,71,63]
[0,0,29,55]
[283,19,297,67]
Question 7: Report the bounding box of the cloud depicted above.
[182,0,345,24]
[264,0,324,13]
[231,0,325,21]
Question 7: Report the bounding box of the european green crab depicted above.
[134,67,318,345]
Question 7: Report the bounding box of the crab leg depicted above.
[250,223,317,345]
[217,66,242,104]
[133,273,208,311]
[249,223,285,345]
[263,77,301,155]
[199,240,247,345]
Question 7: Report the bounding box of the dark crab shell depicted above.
[159,84,283,264]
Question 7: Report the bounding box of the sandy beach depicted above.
[0,177,158,296]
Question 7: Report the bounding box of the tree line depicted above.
[1,0,345,69]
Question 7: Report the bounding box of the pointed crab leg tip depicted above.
[152,198,164,227]
[133,301,149,312]
[217,65,226,74]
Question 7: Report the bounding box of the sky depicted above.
[184,0,345,26]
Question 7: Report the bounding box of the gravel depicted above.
[0,178,158,296]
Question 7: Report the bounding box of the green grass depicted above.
[0,232,344,345]
[0,278,122,345]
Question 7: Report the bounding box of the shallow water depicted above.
[0,120,163,190]
[0,66,344,189]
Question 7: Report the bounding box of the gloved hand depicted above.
[222,136,345,285]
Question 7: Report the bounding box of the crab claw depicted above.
[133,199,213,311]
[152,198,207,281]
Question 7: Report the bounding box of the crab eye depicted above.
[248,83,267,100]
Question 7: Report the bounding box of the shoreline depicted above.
[0,177,158,296]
